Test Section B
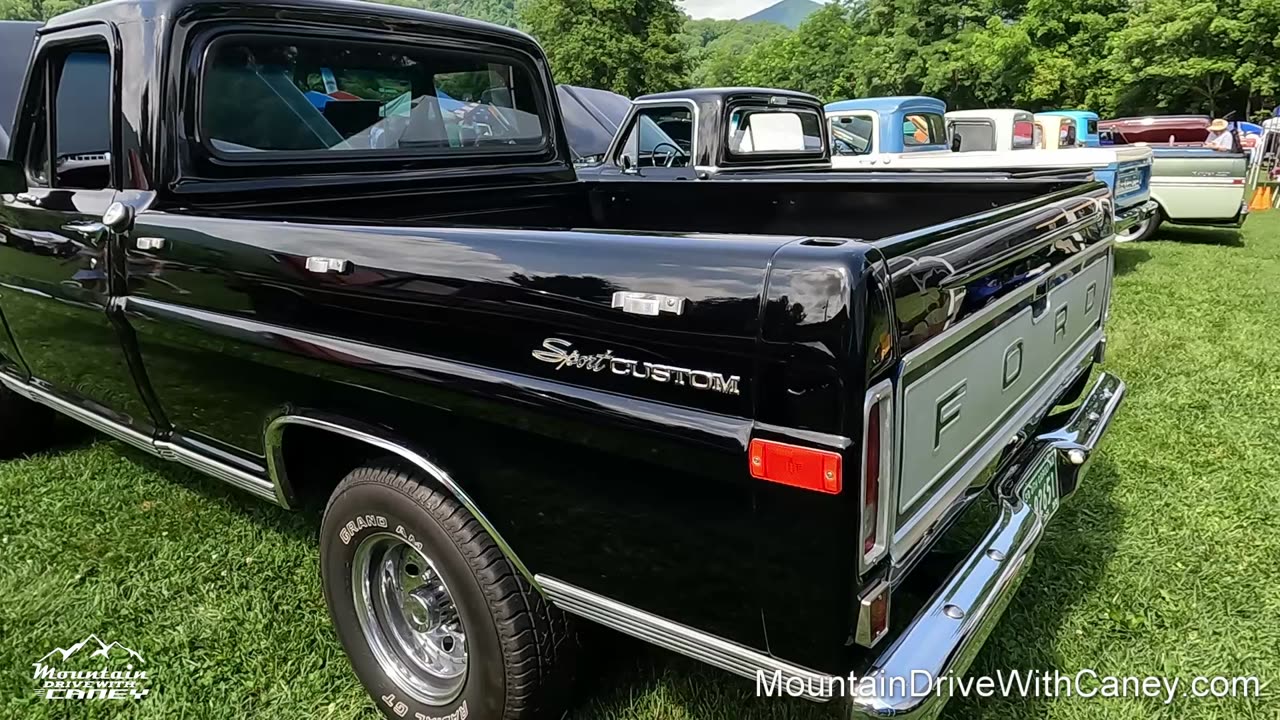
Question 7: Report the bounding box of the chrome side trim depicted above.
[264,414,541,593]
[536,575,832,702]
[0,371,279,504]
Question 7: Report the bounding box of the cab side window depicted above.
[617,106,693,169]
[23,44,112,190]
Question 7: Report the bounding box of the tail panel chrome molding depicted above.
[0,371,279,504]
[537,575,833,702]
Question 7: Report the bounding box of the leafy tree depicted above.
[0,0,96,20]
[689,20,789,87]
[1104,0,1245,116]
[520,0,689,96]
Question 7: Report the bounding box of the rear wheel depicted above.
[1117,211,1162,243]
[321,461,574,720]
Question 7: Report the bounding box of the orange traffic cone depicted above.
[1249,186,1269,211]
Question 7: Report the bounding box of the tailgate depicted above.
[874,182,1113,561]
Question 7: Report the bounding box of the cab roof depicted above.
[1040,109,1099,122]
[43,0,536,45]
[636,87,821,107]
[825,96,946,116]
[946,109,1032,120]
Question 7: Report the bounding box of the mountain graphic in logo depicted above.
[38,635,145,664]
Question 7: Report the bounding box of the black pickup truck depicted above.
[0,2,1124,718]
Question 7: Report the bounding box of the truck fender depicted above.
[264,412,542,593]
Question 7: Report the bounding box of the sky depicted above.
[680,0,830,20]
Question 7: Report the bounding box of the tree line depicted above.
[5,0,1278,119]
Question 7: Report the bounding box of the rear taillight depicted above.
[862,408,880,554]
[860,381,893,570]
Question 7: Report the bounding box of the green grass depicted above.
[3,215,1280,718]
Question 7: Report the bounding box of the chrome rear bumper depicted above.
[849,371,1125,719]
[1114,199,1158,233]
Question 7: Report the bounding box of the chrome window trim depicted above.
[607,98,700,172]
[858,379,894,574]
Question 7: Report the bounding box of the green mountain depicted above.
[742,0,820,28]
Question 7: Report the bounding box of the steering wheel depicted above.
[650,141,686,168]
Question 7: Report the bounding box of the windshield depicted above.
[830,114,873,156]
[617,106,693,168]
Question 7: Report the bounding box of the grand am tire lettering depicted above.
[339,514,389,545]
[394,525,424,552]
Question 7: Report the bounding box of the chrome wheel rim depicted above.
[352,532,468,705]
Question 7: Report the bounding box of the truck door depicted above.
[0,27,155,432]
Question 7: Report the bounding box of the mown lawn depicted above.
[2,214,1279,719]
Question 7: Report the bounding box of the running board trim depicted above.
[0,372,280,506]
[537,575,832,702]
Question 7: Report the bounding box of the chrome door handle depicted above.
[135,237,166,251]
[15,192,42,206]
[305,256,351,274]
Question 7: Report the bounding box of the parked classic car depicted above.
[1040,110,1101,147]
[1100,116,1250,239]
[555,84,630,164]
[1099,115,1211,145]
[826,99,1157,238]
[0,4,1126,720]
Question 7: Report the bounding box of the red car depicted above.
[1100,115,1210,145]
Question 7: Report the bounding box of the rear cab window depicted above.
[199,35,548,159]
[723,104,824,162]
[948,120,995,152]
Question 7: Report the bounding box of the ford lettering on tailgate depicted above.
[897,254,1110,518]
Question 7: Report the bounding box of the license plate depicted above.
[1023,453,1060,521]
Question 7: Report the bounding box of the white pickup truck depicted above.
[826,97,1157,237]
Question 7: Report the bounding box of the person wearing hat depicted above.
[1205,118,1235,151]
